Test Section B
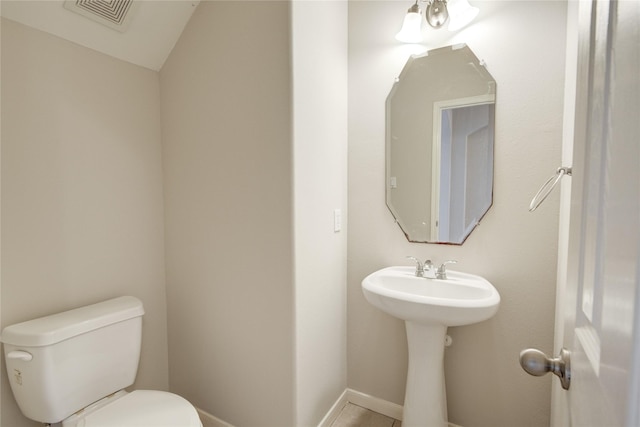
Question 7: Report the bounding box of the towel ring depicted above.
[529,167,572,212]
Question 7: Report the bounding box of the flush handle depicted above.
[7,350,33,362]
[519,347,570,390]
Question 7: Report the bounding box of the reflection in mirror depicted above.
[386,44,496,244]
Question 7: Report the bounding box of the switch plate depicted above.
[334,209,342,232]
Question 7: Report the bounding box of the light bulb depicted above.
[447,0,479,32]
[395,4,423,43]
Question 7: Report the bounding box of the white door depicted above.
[523,0,640,425]
[432,99,494,243]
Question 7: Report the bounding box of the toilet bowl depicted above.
[1,296,202,427]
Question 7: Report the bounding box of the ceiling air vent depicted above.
[63,0,140,33]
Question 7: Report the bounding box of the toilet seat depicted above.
[63,390,202,427]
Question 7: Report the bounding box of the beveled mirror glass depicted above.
[386,44,496,244]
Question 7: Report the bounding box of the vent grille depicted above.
[75,0,132,25]
[63,0,139,32]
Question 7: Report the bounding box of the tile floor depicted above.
[330,403,401,427]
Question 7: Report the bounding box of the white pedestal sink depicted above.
[362,266,500,427]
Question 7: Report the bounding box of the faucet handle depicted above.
[406,256,432,277]
[436,260,457,279]
[439,260,457,268]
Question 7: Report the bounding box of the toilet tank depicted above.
[1,296,145,424]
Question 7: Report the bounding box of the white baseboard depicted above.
[197,407,235,427]
[196,390,463,427]
[317,388,403,427]
[317,388,351,427]
[343,389,404,421]
[317,388,464,427]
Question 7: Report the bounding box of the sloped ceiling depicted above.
[1,0,200,71]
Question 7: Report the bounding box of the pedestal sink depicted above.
[362,266,500,427]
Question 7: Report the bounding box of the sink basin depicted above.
[362,266,500,326]
[362,266,501,426]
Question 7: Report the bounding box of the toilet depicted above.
[1,296,202,427]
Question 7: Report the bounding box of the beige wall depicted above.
[1,2,349,426]
[160,2,296,426]
[1,17,168,427]
[161,3,349,425]
[348,1,566,426]
[292,1,348,425]
[0,11,3,424]
[0,1,566,425]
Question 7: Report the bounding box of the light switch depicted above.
[334,209,342,232]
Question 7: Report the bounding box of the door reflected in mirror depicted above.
[386,44,496,244]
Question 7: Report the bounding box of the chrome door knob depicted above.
[519,347,571,390]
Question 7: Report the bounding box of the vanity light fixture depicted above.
[446,0,479,31]
[395,1,423,43]
[425,0,449,28]
[395,0,479,43]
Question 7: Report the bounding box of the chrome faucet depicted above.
[435,260,457,280]
[407,257,457,279]
[406,256,433,278]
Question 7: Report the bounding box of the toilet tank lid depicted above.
[1,296,145,347]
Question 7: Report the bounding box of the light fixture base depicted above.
[425,0,449,28]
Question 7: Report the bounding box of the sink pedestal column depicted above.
[403,321,448,427]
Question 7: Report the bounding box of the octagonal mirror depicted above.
[386,44,496,244]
